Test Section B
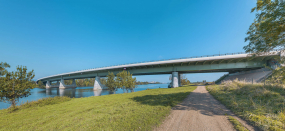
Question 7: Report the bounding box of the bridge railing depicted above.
[56,49,281,75]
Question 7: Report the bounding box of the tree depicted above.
[125,71,137,92]
[116,70,128,92]
[244,0,285,53]
[116,70,137,93]
[244,0,285,84]
[100,78,107,85]
[180,74,190,86]
[0,65,36,107]
[37,80,45,89]
[0,62,10,76]
[105,72,117,92]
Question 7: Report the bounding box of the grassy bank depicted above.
[0,86,196,130]
[207,81,285,131]
[228,116,249,131]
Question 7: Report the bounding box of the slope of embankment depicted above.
[207,82,285,131]
[0,86,196,130]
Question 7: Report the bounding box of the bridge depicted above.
[37,51,281,90]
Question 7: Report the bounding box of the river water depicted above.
[0,84,168,109]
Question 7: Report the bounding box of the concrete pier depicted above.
[93,76,103,90]
[46,81,60,89]
[93,90,102,96]
[178,73,181,87]
[59,78,77,89]
[172,72,179,88]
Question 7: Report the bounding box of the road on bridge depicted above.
[155,86,258,131]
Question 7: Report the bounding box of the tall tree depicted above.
[116,70,128,92]
[105,72,117,92]
[0,66,36,107]
[116,71,136,92]
[244,0,285,53]
[125,71,137,92]
[245,0,285,84]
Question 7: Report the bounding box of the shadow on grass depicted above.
[131,92,191,107]
[131,85,238,117]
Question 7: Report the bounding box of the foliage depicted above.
[136,81,161,85]
[228,116,249,131]
[100,78,107,85]
[0,66,36,107]
[125,71,136,91]
[37,80,45,89]
[116,70,137,92]
[0,62,10,76]
[207,81,285,130]
[106,72,117,92]
[0,86,197,130]
[266,65,285,85]
[65,78,106,87]
[136,81,149,85]
[180,74,190,85]
[244,0,285,53]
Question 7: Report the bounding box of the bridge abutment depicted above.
[172,72,179,88]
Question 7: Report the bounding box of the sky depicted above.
[0,0,257,83]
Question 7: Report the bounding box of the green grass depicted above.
[0,86,196,130]
[207,81,285,131]
[8,96,72,112]
[228,116,249,131]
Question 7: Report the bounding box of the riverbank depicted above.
[0,85,196,130]
[207,81,285,131]
[0,84,169,109]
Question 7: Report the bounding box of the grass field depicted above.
[0,85,196,130]
[207,81,285,131]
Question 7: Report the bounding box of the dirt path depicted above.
[155,86,258,131]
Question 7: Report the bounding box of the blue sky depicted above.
[0,0,256,83]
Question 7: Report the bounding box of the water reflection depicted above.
[46,89,52,95]
[59,89,76,97]
[93,90,102,96]
[108,91,115,94]
[0,84,168,109]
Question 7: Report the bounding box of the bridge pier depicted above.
[178,73,181,87]
[59,77,77,89]
[172,72,179,88]
[46,80,60,89]
[93,90,102,96]
[93,76,103,90]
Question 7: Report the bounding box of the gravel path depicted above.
[155,86,258,131]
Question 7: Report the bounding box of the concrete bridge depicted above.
[37,51,281,90]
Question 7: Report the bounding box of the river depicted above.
[0,84,168,109]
